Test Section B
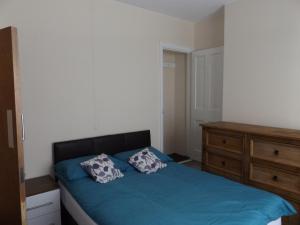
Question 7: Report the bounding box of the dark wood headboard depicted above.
[53,130,151,164]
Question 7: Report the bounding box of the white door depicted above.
[190,47,224,161]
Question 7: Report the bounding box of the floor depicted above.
[168,153,190,163]
[182,160,201,170]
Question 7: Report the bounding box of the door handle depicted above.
[21,113,25,142]
[6,109,15,149]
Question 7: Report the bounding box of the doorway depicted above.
[189,47,224,161]
[160,45,223,163]
[162,50,188,160]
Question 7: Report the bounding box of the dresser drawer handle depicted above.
[222,140,227,144]
[221,161,226,166]
[274,150,279,156]
[272,175,278,181]
[27,202,53,211]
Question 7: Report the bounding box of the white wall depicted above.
[0,0,194,178]
[223,0,300,129]
[194,8,224,50]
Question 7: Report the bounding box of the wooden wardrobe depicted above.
[202,121,300,225]
[0,27,27,225]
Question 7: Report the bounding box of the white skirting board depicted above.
[59,182,281,225]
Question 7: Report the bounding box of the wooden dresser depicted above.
[202,122,300,225]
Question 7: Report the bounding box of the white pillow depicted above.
[81,153,124,183]
[128,148,167,174]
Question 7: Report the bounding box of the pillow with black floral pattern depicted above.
[128,148,167,174]
[80,154,124,183]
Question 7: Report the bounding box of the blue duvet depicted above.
[58,162,295,225]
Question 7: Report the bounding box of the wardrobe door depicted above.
[0,27,27,225]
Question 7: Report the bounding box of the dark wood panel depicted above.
[282,200,300,225]
[26,175,58,197]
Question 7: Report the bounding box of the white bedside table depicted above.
[25,175,61,225]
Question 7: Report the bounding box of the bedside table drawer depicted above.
[26,189,60,219]
[28,210,61,225]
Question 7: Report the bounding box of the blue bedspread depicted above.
[58,162,295,225]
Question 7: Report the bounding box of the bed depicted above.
[53,130,295,225]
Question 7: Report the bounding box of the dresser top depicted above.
[202,121,300,141]
[25,175,58,197]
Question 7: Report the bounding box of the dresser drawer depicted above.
[250,164,300,195]
[206,130,243,153]
[252,140,300,167]
[28,211,61,225]
[205,152,242,176]
[26,189,60,219]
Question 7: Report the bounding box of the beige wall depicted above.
[223,0,300,129]
[163,51,187,155]
[0,0,194,178]
[194,8,224,50]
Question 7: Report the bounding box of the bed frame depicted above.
[53,130,151,225]
[53,130,151,164]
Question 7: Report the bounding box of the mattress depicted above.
[57,162,295,225]
[59,182,282,225]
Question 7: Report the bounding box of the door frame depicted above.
[159,43,194,154]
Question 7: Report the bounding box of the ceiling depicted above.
[115,0,235,22]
